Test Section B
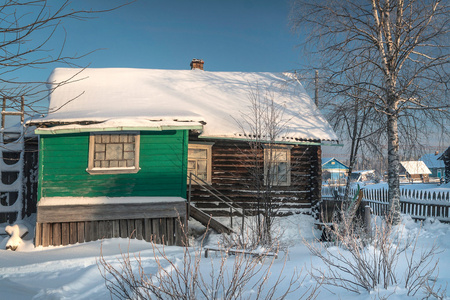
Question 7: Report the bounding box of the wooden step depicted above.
[189,205,233,234]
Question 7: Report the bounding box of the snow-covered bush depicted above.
[98,220,320,300]
[305,212,445,297]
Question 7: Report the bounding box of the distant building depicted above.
[322,157,349,183]
[400,161,432,183]
[419,152,445,180]
[438,147,450,184]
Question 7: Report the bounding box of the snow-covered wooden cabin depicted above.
[29,63,338,246]
[400,161,432,183]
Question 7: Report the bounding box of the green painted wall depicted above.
[38,130,188,199]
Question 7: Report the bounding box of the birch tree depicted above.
[291,0,450,224]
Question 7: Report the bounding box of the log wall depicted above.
[189,138,322,216]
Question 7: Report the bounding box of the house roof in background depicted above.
[400,161,431,175]
[321,157,349,169]
[419,153,445,169]
[29,68,338,143]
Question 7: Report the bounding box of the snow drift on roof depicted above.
[400,161,431,175]
[30,68,338,142]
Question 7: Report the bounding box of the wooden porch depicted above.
[35,197,187,247]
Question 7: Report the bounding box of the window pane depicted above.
[106,144,124,160]
[274,150,287,161]
[197,160,207,173]
[189,149,207,159]
[277,162,288,182]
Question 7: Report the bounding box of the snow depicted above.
[400,161,432,175]
[1,213,449,299]
[38,196,186,206]
[419,153,445,169]
[4,224,28,251]
[29,68,338,142]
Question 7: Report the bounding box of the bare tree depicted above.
[291,0,450,224]
[0,0,129,116]
[235,85,292,246]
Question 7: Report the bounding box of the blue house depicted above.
[321,157,349,183]
[419,152,445,180]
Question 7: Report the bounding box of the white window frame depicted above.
[87,132,140,175]
[187,142,213,184]
[264,145,292,186]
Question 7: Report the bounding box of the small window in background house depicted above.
[188,143,213,184]
[264,147,291,186]
[87,133,140,174]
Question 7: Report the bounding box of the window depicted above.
[264,147,291,186]
[187,143,213,184]
[87,133,140,174]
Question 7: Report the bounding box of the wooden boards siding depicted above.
[35,201,187,247]
[35,217,186,247]
[189,138,322,216]
[38,130,188,199]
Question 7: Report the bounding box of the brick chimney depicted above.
[190,59,204,70]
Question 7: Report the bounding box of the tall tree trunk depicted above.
[387,109,401,224]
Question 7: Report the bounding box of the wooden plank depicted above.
[35,223,42,247]
[152,219,160,244]
[127,219,136,238]
[85,221,92,242]
[52,223,62,246]
[167,218,174,245]
[144,218,152,242]
[119,219,128,238]
[69,222,78,245]
[41,223,50,247]
[104,220,113,239]
[77,222,85,243]
[61,223,70,246]
[189,205,233,234]
[160,218,167,245]
[91,221,99,242]
[135,219,143,240]
[112,220,120,238]
[98,221,107,240]
[37,202,187,223]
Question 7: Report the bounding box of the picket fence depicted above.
[321,185,450,222]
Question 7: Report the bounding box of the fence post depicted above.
[364,204,371,238]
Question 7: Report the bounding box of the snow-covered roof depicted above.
[419,153,445,169]
[29,68,338,143]
[400,161,432,175]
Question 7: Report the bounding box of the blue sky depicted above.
[18,0,305,83]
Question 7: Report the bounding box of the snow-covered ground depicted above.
[0,213,449,299]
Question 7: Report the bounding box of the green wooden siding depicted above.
[38,130,188,199]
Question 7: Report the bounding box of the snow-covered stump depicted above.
[5,224,28,251]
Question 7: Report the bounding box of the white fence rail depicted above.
[322,185,450,222]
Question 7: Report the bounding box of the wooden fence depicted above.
[322,185,450,222]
